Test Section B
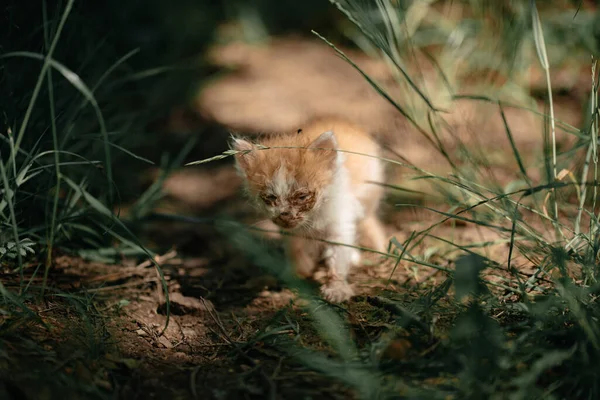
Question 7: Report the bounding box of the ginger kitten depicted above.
[231,117,387,302]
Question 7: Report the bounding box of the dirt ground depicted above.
[3,36,591,399]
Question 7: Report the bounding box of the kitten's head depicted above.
[231,131,340,230]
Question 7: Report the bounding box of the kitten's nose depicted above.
[280,211,292,218]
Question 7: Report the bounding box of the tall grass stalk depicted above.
[42,0,61,299]
[9,0,73,158]
[574,59,598,238]
[530,0,564,241]
[590,59,600,257]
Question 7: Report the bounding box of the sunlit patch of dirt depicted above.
[157,165,241,212]
[195,37,584,182]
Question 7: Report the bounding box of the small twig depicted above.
[202,298,234,345]
[136,249,178,269]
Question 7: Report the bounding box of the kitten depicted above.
[231,117,387,302]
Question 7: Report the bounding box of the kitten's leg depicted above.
[358,215,388,254]
[322,246,360,266]
[288,236,318,278]
[320,227,357,303]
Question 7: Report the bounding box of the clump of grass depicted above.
[0,0,226,395]
[317,1,600,397]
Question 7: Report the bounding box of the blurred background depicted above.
[2,0,600,398]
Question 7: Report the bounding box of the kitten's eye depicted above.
[295,192,312,201]
[262,194,277,203]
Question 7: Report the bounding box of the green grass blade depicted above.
[9,0,74,157]
[311,30,438,148]
[1,51,113,204]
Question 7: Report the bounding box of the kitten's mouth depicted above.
[273,217,302,229]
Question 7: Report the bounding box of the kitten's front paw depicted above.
[320,280,355,303]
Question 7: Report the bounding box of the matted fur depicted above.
[231,116,387,302]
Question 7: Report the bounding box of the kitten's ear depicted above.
[231,136,254,152]
[308,131,339,167]
[308,130,337,151]
[230,136,256,173]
